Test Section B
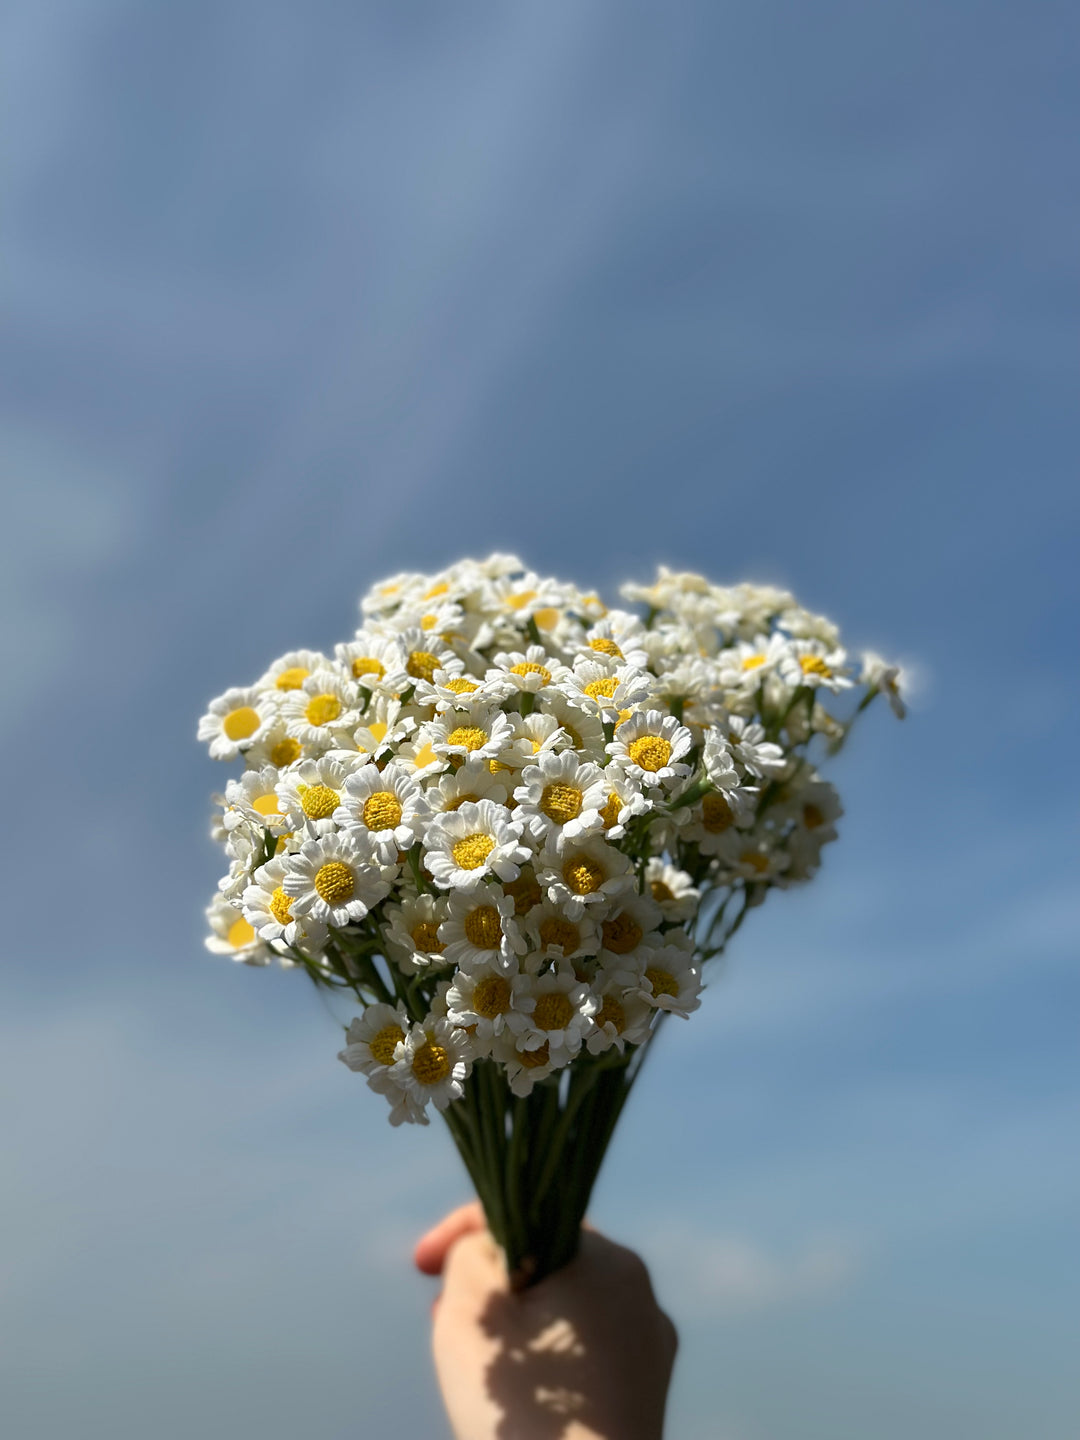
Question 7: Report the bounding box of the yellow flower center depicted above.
[803,802,825,830]
[584,677,618,702]
[596,996,626,1033]
[645,967,679,999]
[410,741,439,770]
[506,589,537,611]
[741,653,766,671]
[533,607,560,631]
[533,993,573,1031]
[367,720,388,743]
[472,975,512,1018]
[463,905,502,949]
[444,793,478,813]
[420,614,438,631]
[407,650,441,683]
[223,706,260,741]
[540,782,583,825]
[352,657,385,680]
[601,914,643,955]
[488,758,512,774]
[588,637,623,659]
[299,784,339,820]
[270,736,302,767]
[510,661,552,683]
[269,887,293,925]
[539,916,579,952]
[305,693,342,727]
[563,856,604,895]
[799,654,832,678]
[740,850,770,874]
[412,1041,451,1086]
[314,861,355,905]
[227,916,256,948]
[627,735,672,772]
[562,722,584,748]
[252,793,281,817]
[447,726,488,753]
[451,834,495,871]
[369,1024,404,1065]
[599,792,622,830]
[444,676,479,694]
[425,581,449,599]
[519,1041,550,1069]
[506,871,541,914]
[650,879,674,903]
[411,920,445,953]
[363,791,403,831]
[702,792,734,833]
[275,666,310,690]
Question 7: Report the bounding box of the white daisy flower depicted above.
[606,710,693,787]
[425,706,515,764]
[724,714,788,778]
[585,981,654,1055]
[360,571,428,618]
[503,865,545,920]
[197,686,276,761]
[339,1002,411,1083]
[396,628,465,690]
[239,723,306,772]
[715,634,792,694]
[536,834,634,919]
[495,1031,562,1097]
[334,761,429,857]
[280,670,361,750]
[412,668,504,714]
[597,893,664,964]
[277,752,369,837]
[335,633,410,694]
[217,820,264,901]
[351,695,418,760]
[623,943,703,1018]
[283,830,395,927]
[438,887,526,972]
[394,729,450,779]
[513,749,609,847]
[709,831,791,884]
[517,966,597,1060]
[423,757,510,814]
[256,649,331,697]
[563,660,655,721]
[241,856,325,952]
[778,606,841,646]
[860,651,907,719]
[523,899,601,966]
[423,799,530,890]
[445,963,535,1052]
[486,645,561,694]
[204,893,273,965]
[779,640,853,694]
[578,611,650,669]
[498,711,570,771]
[593,769,653,841]
[390,1017,473,1122]
[535,694,607,762]
[644,858,700,922]
[223,765,291,836]
[382,892,451,974]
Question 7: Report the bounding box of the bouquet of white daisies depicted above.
[199,557,903,1284]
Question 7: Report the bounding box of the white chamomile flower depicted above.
[241,723,305,772]
[217,820,264,900]
[591,769,652,842]
[523,899,600,966]
[445,963,535,1052]
[623,943,703,1018]
[518,965,597,1060]
[778,606,841,646]
[490,571,568,626]
[204,893,272,965]
[513,749,609,847]
[338,1002,410,1084]
[424,757,510,814]
[438,887,526,971]
[223,766,292,836]
[423,799,530,890]
[597,892,663,964]
[578,611,650,669]
[679,781,759,852]
[586,981,653,1055]
[723,714,787,778]
[715,634,791,694]
[607,710,693,788]
[283,830,395,927]
[496,1030,561,1097]
[563,660,654,721]
[335,761,429,856]
[702,728,741,792]
[334,632,409,694]
[498,711,568,771]
[351,695,418,760]
[710,831,791,884]
[779,640,853,694]
[394,729,449,779]
[197,686,276,761]
[396,629,465,690]
[860,651,907,719]
[644,858,700,921]
[537,835,634,919]
[425,706,515,764]
[382,891,451,974]
[536,693,607,762]
[277,752,369,836]
[361,570,427,618]
[280,670,361,750]
[413,669,503,713]
[256,649,331,698]
[486,645,561,694]
[241,856,324,953]
[390,1017,473,1122]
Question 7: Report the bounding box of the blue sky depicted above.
[3,3,1078,1437]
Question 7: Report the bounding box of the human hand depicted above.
[415,1202,678,1440]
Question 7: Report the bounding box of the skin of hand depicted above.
[415,1202,678,1440]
